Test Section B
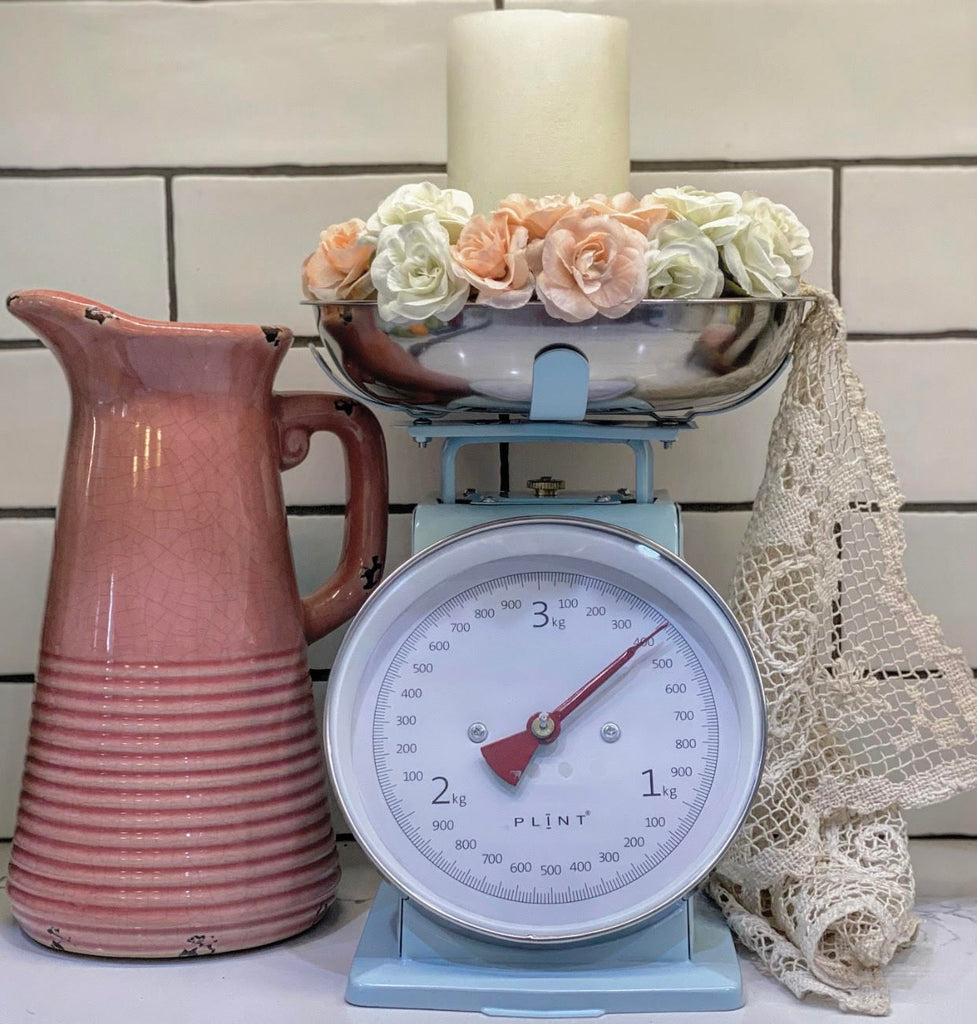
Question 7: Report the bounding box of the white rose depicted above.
[646,220,724,299]
[371,214,471,324]
[366,181,474,244]
[648,186,749,245]
[722,194,813,297]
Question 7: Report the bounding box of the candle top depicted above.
[451,9,629,30]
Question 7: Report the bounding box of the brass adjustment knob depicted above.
[527,476,565,498]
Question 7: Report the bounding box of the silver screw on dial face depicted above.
[600,722,622,743]
[468,722,488,743]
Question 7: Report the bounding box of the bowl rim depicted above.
[301,295,812,308]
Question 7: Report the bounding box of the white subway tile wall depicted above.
[0,1,493,168]
[0,686,32,836]
[511,0,977,161]
[1,0,975,838]
[841,166,977,333]
[0,178,169,339]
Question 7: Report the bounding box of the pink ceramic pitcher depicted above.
[5,290,388,957]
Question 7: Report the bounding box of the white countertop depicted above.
[2,838,976,1024]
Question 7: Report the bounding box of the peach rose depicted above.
[536,211,649,323]
[302,218,376,301]
[581,193,670,237]
[450,212,534,309]
[496,193,581,240]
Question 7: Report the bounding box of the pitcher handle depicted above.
[274,392,388,644]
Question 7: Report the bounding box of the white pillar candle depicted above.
[447,9,630,213]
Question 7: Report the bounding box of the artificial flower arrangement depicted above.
[302,182,813,326]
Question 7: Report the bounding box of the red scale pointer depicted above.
[480,622,669,786]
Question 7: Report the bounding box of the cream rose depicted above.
[721,192,813,296]
[581,193,669,237]
[648,186,749,245]
[301,218,376,301]
[370,214,471,324]
[450,212,534,309]
[535,211,649,323]
[366,181,474,244]
[646,220,724,299]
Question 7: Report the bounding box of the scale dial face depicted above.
[326,518,764,945]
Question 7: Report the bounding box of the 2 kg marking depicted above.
[431,776,468,807]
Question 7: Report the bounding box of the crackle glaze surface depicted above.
[4,291,388,957]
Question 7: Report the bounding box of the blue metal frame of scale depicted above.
[344,344,744,1015]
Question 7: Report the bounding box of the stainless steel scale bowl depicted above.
[308,296,811,422]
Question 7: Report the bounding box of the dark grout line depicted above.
[912,833,977,841]
[2,157,976,180]
[849,330,977,341]
[0,508,56,519]
[902,503,977,514]
[0,670,338,684]
[285,504,417,517]
[164,175,178,321]
[676,501,977,514]
[2,503,976,520]
[0,164,449,179]
[4,666,977,686]
[680,502,755,513]
[0,340,43,350]
[631,156,977,171]
[831,166,842,302]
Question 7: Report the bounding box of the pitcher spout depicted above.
[6,289,118,366]
[8,290,116,325]
[6,290,292,400]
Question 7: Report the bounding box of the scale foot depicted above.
[346,883,743,1017]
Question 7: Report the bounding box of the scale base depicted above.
[346,883,742,1017]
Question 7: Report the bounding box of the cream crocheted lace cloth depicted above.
[707,287,977,1015]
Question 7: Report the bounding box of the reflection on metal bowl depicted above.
[308,297,812,421]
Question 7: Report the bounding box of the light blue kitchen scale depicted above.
[310,297,809,1016]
